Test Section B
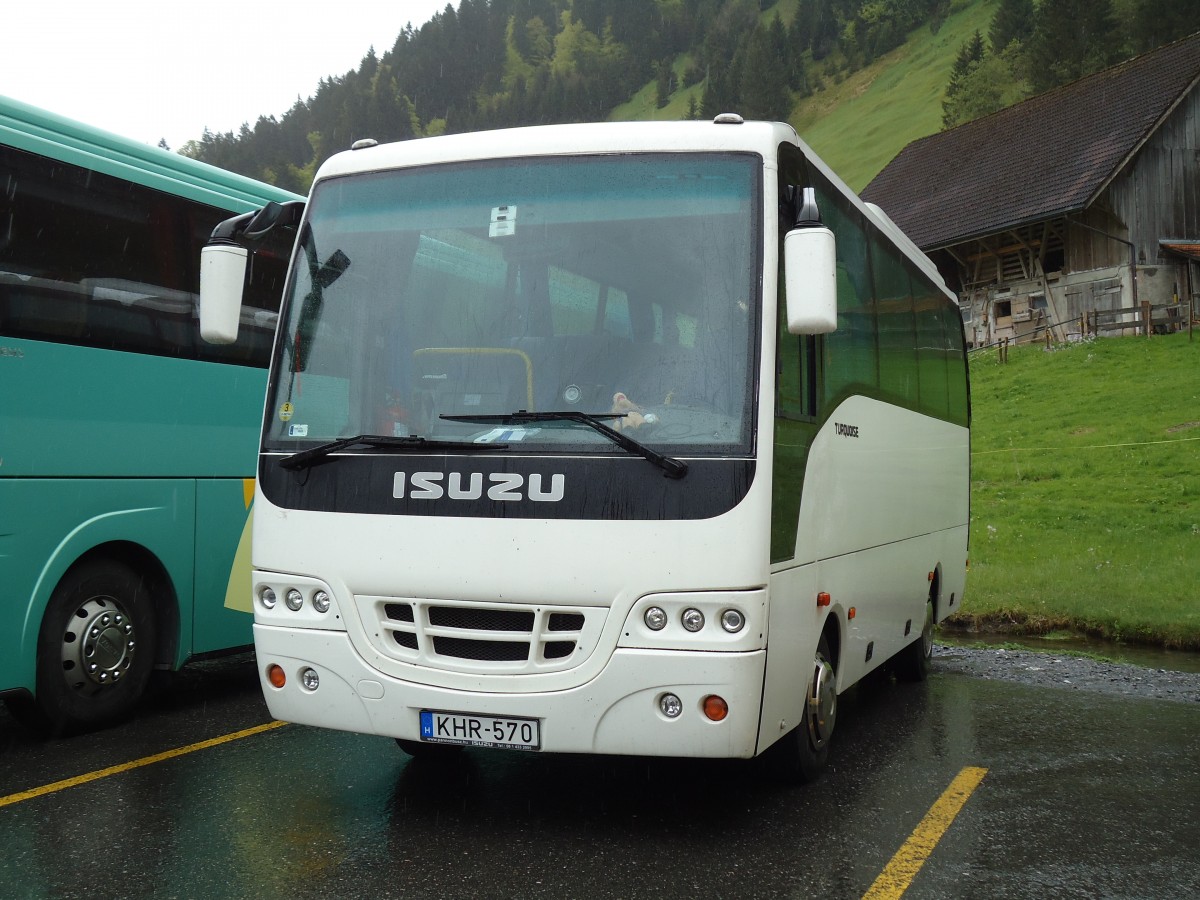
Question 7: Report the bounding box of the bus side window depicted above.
[777,329,818,420]
[777,246,818,420]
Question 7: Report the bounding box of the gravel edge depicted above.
[932,643,1200,704]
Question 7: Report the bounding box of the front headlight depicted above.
[312,590,331,614]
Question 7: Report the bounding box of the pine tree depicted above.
[942,31,987,128]
[1027,0,1121,93]
[1130,0,1200,55]
[655,58,675,108]
[738,27,792,121]
[989,0,1034,52]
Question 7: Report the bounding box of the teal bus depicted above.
[0,96,299,732]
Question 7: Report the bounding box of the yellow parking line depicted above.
[863,766,988,900]
[0,720,287,809]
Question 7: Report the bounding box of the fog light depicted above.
[720,609,745,633]
[703,695,729,721]
[260,587,277,609]
[285,588,304,611]
[300,667,320,691]
[644,606,667,631]
[266,664,286,688]
[659,693,683,718]
[681,608,705,632]
[313,590,331,613]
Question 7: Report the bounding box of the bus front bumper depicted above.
[253,624,767,758]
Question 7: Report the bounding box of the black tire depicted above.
[30,559,157,735]
[894,596,934,683]
[765,632,837,783]
[396,738,466,759]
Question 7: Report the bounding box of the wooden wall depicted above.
[1103,85,1200,266]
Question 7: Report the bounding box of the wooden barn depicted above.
[861,32,1200,347]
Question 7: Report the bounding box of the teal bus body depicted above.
[0,94,298,730]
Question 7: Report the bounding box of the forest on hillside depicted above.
[942,0,1200,128]
[182,0,1199,192]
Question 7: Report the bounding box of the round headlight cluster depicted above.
[643,604,748,634]
[259,584,334,614]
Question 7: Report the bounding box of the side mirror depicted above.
[199,243,248,344]
[783,224,838,335]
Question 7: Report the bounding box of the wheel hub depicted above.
[62,597,137,691]
[806,653,837,749]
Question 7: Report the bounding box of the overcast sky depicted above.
[4,0,452,151]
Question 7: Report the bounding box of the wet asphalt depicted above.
[1,651,1197,899]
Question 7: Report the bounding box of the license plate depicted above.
[419,710,541,750]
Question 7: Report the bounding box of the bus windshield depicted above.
[265,153,761,457]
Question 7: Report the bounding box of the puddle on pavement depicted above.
[938,630,1200,674]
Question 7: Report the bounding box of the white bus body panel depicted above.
[250,448,776,755]
[255,627,766,757]
[795,395,969,564]
[759,398,969,752]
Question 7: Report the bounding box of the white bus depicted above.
[201,118,969,780]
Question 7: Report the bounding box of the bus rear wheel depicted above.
[893,596,934,682]
[31,559,157,735]
[765,632,837,783]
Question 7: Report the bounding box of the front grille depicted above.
[385,603,415,623]
[433,636,529,661]
[368,596,600,674]
[429,607,534,632]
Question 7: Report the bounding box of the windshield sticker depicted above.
[490,205,517,238]
[288,424,309,438]
[279,402,294,422]
[474,427,540,444]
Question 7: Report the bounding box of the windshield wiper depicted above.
[440,411,688,479]
[278,434,508,471]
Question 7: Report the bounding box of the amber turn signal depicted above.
[703,695,729,722]
[267,664,286,688]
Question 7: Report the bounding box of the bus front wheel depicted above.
[31,559,158,735]
[765,632,837,783]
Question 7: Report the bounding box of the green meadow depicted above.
[958,333,1200,648]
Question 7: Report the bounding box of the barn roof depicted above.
[860,32,1200,251]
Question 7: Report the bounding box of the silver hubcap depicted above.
[920,600,934,659]
[806,651,837,750]
[61,596,136,693]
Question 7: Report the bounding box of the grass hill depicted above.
[961,333,1200,649]
[612,0,998,191]
[791,0,998,190]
